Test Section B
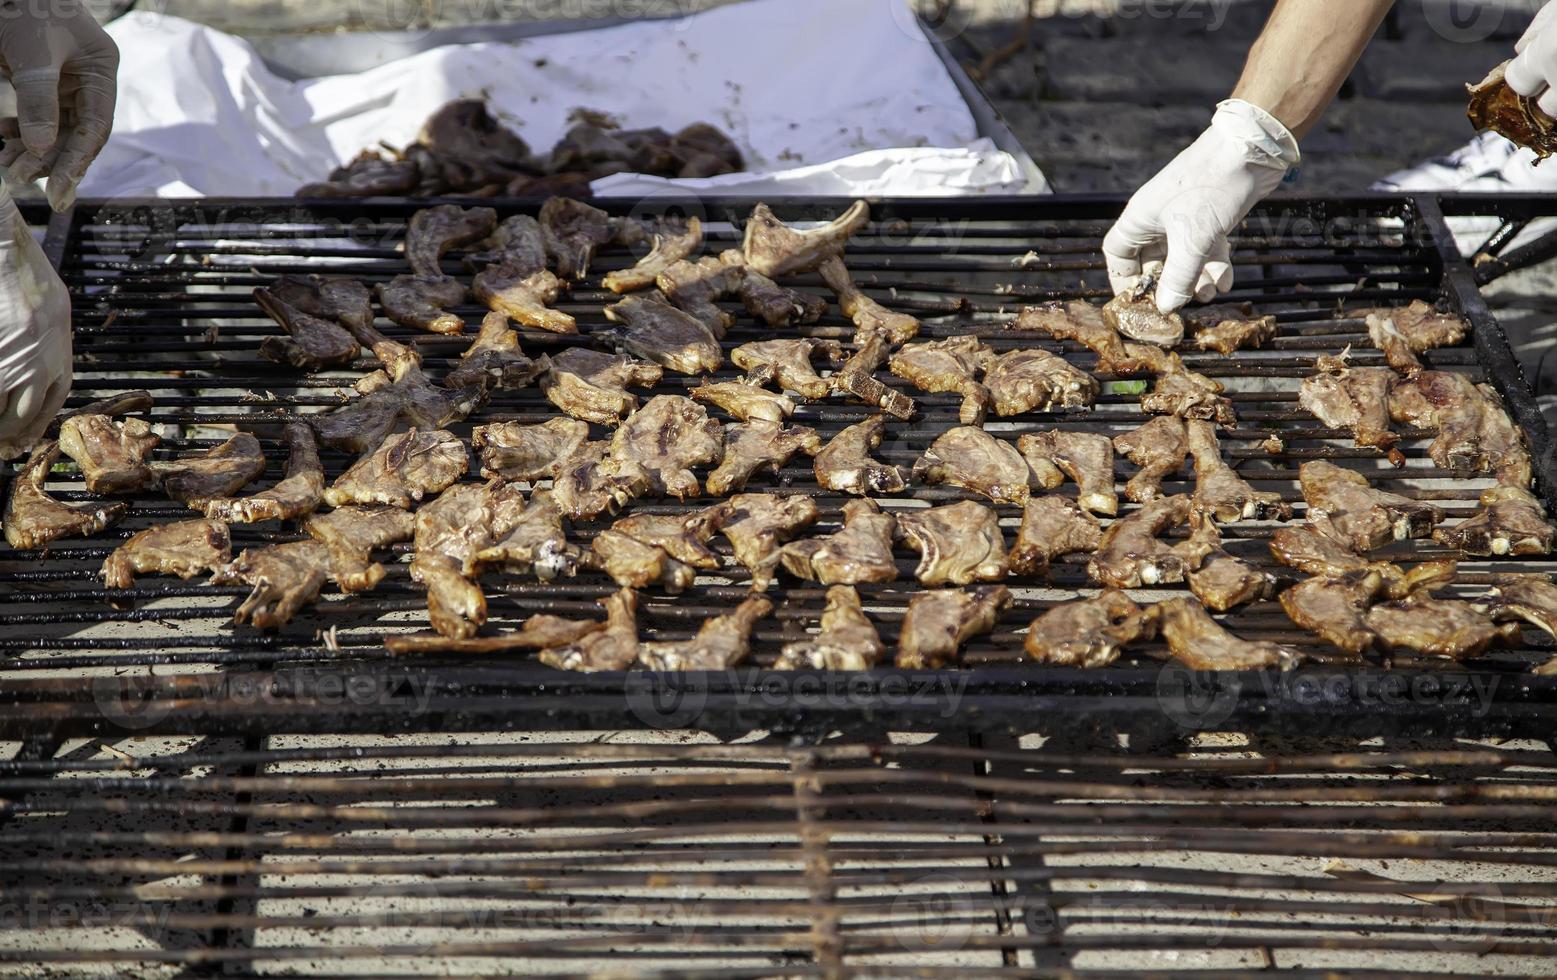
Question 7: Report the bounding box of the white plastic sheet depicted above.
[81,0,1037,200]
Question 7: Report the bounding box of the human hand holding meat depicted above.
[0,180,71,460]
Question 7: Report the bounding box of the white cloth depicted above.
[80,1,1035,200]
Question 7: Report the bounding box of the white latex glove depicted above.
[0,1,119,212]
[1103,99,1301,313]
[1505,1,1557,116]
[0,181,72,460]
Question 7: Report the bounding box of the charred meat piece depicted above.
[1009,495,1102,577]
[896,501,1007,587]
[640,595,772,671]
[445,312,550,392]
[604,217,703,294]
[1114,417,1189,504]
[1103,276,1184,347]
[1158,597,1302,670]
[1484,574,1557,643]
[707,420,821,496]
[774,585,884,670]
[473,417,591,482]
[408,481,520,638]
[378,274,467,336]
[539,197,614,280]
[551,441,651,521]
[817,255,921,346]
[1279,569,1386,656]
[609,395,724,499]
[732,338,844,401]
[304,505,416,593]
[472,264,575,336]
[257,275,373,334]
[889,336,993,426]
[214,540,331,629]
[1189,303,1277,355]
[101,519,231,589]
[605,292,723,376]
[418,99,536,185]
[1367,593,1517,660]
[347,335,485,435]
[780,498,898,585]
[325,428,468,509]
[814,415,905,496]
[830,334,916,420]
[203,423,324,524]
[742,200,869,277]
[1087,494,1199,589]
[406,205,496,277]
[58,414,158,494]
[1434,486,1556,556]
[715,493,819,591]
[1270,518,1409,587]
[1299,461,1441,550]
[897,585,1012,669]
[659,255,737,334]
[1468,60,1557,159]
[1024,590,1157,667]
[474,490,578,581]
[1017,430,1117,516]
[913,426,1032,506]
[590,507,723,593]
[5,441,126,549]
[297,149,418,198]
[1389,371,1531,486]
[1299,354,1400,455]
[469,214,548,269]
[253,283,362,369]
[155,433,268,506]
[1189,548,1278,612]
[544,348,663,426]
[308,388,405,456]
[721,250,827,326]
[1363,301,1466,375]
[1015,302,1127,366]
[691,381,795,424]
[983,348,1098,416]
[385,614,603,657]
[541,589,642,673]
[1186,420,1289,522]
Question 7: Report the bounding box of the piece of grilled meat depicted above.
[1299,353,1400,456]
[1009,495,1102,577]
[473,417,591,482]
[1279,569,1388,656]
[1269,518,1431,595]
[1158,597,1302,670]
[814,415,906,496]
[474,489,578,581]
[913,426,1032,505]
[407,205,496,277]
[1103,275,1185,347]
[325,428,468,509]
[640,595,772,671]
[541,589,643,672]
[214,540,332,629]
[895,501,1007,587]
[1362,301,1466,375]
[658,255,737,334]
[1024,590,1158,667]
[606,292,723,376]
[1434,486,1556,556]
[155,433,268,506]
[1186,420,1289,522]
[1015,301,1127,366]
[1389,370,1532,486]
[888,336,993,426]
[1087,494,1201,589]
[5,441,127,549]
[817,254,921,346]
[690,381,795,424]
[1142,358,1237,425]
[58,414,159,494]
[254,275,373,334]
[1367,593,1518,660]
[551,441,652,521]
[385,614,603,657]
[408,480,521,638]
[303,505,416,593]
[732,338,844,400]
[472,263,576,336]
[706,421,821,496]
[202,423,325,524]
[714,493,819,592]
[377,274,467,336]
[1484,574,1557,645]
[774,585,885,670]
[101,519,232,589]
[609,395,724,500]
[742,200,869,277]
[983,348,1098,416]
[721,250,828,326]
[1017,430,1117,516]
[1299,460,1441,550]
[589,507,724,593]
[780,499,898,585]
[543,348,664,426]
[1188,544,1278,612]
[1188,303,1277,354]
[830,334,916,420]
[539,197,616,280]
[897,585,1012,669]
[604,217,703,294]
[1114,417,1189,504]
[253,283,362,369]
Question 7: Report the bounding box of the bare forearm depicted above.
[1232,0,1394,139]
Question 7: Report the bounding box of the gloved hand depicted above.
[1505,1,1557,117]
[0,1,119,212]
[0,181,72,460]
[1103,99,1301,313]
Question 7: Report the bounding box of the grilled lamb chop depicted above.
[1186,420,1289,522]
[255,275,373,334]
[469,214,548,267]
[912,426,1032,505]
[1158,597,1302,670]
[101,519,231,589]
[253,285,361,369]
[5,441,126,549]
[780,498,898,585]
[897,585,1012,669]
[1103,275,1185,347]
[472,263,575,335]
[774,585,884,670]
[307,388,405,455]
[341,325,485,435]
[1433,486,1556,556]
[1009,495,1102,577]
[658,255,737,334]
[1188,303,1277,354]
[473,489,578,581]
[543,348,663,426]
[609,395,724,499]
[409,481,522,638]
[706,420,821,496]
[473,417,591,482]
[1467,60,1557,160]
[1362,301,1466,375]
[1188,546,1278,612]
[640,595,772,671]
[714,493,819,591]
[1389,371,1531,486]
[377,274,467,336]
[1299,354,1400,455]
[895,501,1007,587]
[324,428,468,509]
[732,338,843,400]
[551,441,651,521]
[58,414,158,494]
[155,433,268,506]
[589,507,723,593]
[721,250,827,326]
[1366,593,1518,660]
[814,415,905,496]
[1269,518,1413,587]
[1017,430,1117,516]
[888,336,993,426]
[1015,301,1128,366]
[301,505,416,593]
[742,200,869,277]
[830,334,916,419]
[1484,574,1557,644]
[605,292,723,375]
[406,205,496,277]
[539,197,615,280]
[983,348,1098,416]
[214,540,331,629]
[1087,494,1199,588]
[541,589,642,672]
[444,313,548,392]
[1024,590,1157,667]
[203,423,324,524]
[1143,359,1236,425]
[817,255,921,346]
[385,614,603,656]
[1299,460,1441,550]
[1279,569,1386,656]
[691,381,795,424]
[604,217,702,294]
[1114,417,1189,503]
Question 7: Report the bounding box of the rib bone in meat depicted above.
[780,499,898,585]
[830,334,916,420]
[1299,460,1441,551]
[1017,430,1117,516]
[895,500,1007,587]
[1186,420,1290,522]
[1433,486,1556,556]
[888,336,993,426]
[741,200,869,277]
[102,519,231,589]
[603,217,703,294]
[732,339,843,401]
[913,426,1033,506]
[814,415,905,496]
[774,586,885,670]
[541,589,643,672]
[5,441,126,550]
[817,254,921,346]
